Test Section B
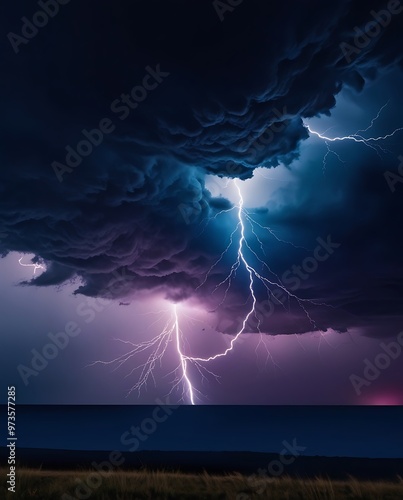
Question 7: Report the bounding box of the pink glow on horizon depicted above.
[363,393,403,406]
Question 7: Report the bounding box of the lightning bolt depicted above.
[173,304,195,405]
[89,177,334,404]
[186,180,327,365]
[19,102,403,404]
[87,303,220,405]
[355,100,390,135]
[305,123,403,144]
[305,101,403,164]
[96,101,403,403]
[189,181,258,360]
[322,141,346,173]
[18,256,45,275]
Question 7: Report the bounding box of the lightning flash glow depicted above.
[90,180,327,404]
[90,101,403,404]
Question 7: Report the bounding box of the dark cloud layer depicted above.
[1,0,403,335]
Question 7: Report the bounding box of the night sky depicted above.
[1,1,403,405]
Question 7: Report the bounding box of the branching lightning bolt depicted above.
[90,176,335,403]
[322,141,346,173]
[188,181,258,361]
[89,103,403,403]
[305,101,403,165]
[186,180,330,366]
[306,122,403,145]
[17,101,403,404]
[88,304,223,405]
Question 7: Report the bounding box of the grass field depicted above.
[2,468,403,499]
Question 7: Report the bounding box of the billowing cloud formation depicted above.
[1,0,403,335]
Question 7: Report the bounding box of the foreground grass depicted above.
[2,467,403,499]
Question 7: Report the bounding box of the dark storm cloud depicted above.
[1,0,402,334]
[210,148,403,338]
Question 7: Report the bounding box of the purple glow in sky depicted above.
[2,2,403,406]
